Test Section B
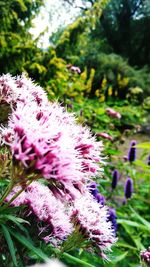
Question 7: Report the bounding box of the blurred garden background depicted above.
[0,0,150,266]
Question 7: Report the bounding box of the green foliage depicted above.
[0,0,150,266]
[54,1,150,101]
[100,0,150,67]
[143,97,150,110]
[67,136,149,267]
[71,97,144,134]
[0,0,43,75]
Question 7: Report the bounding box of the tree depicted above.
[100,0,150,66]
[0,0,43,74]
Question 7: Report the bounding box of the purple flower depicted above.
[124,177,133,199]
[87,182,105,205]
[148,154,150,166]
[128,140,137,163]
[96,193,105,205]
[108,208,117,234]
[88,182,99,197]
[111,169,119,190]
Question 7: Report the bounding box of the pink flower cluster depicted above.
[106,108,121,119]
[0,73,47,106]
[0,74,116,255]
[5,182,73,244]
[72,192,117,252]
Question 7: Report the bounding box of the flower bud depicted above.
[124,177,133,199]
[111,169,119,190]
[128,140,137,163]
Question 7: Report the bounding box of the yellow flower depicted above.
[117,74,129,88]
[101,77,107,89]
[99,95,105,102]
[108,86,113,96]
[95,89,100,97]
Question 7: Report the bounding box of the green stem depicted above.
[1,180,33,211]
[0,180,14,206]
[62,252,96,267]
[49,246,96,267]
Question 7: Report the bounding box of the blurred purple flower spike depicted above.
[96,194,105,205]
[88,182,99,198]
[124,177,133,199]
[128,140,137,163]
[108,208,118,234]
[112,169,119,190]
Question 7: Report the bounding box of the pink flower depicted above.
[1,74,103,192]
[75,126,104,176]
[1,74,117,255]
[0,74,19,104]
[6,182,74,244]
[72,191,117,253]
[106,108,121,119]
[96,132,113,141]
[67,64,81,74]
[1,102,104,199]
[15,74,48,106]
[0,74,48,107]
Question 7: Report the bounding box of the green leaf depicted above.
[117,241,138,250]
[0,214,30,236]
[62,252,96,267]
[134,160,150,172]
[8,228,49,261]
[129,206,150,229]
[0,214,29,224]
[117,219,150,232]
[1,224,17,266]
[111,251,128,263]
[133,237,145,250]
[135,142,150,149]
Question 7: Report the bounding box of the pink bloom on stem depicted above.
[0,74,48,107]
[75,126,104,176]
[0,74,19,104]
[72,191,117,253]
[106,108,121,119]
[1,74,117,257]
[5,182,74,244]
[1,90,103,191]
[96,132,113,141]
